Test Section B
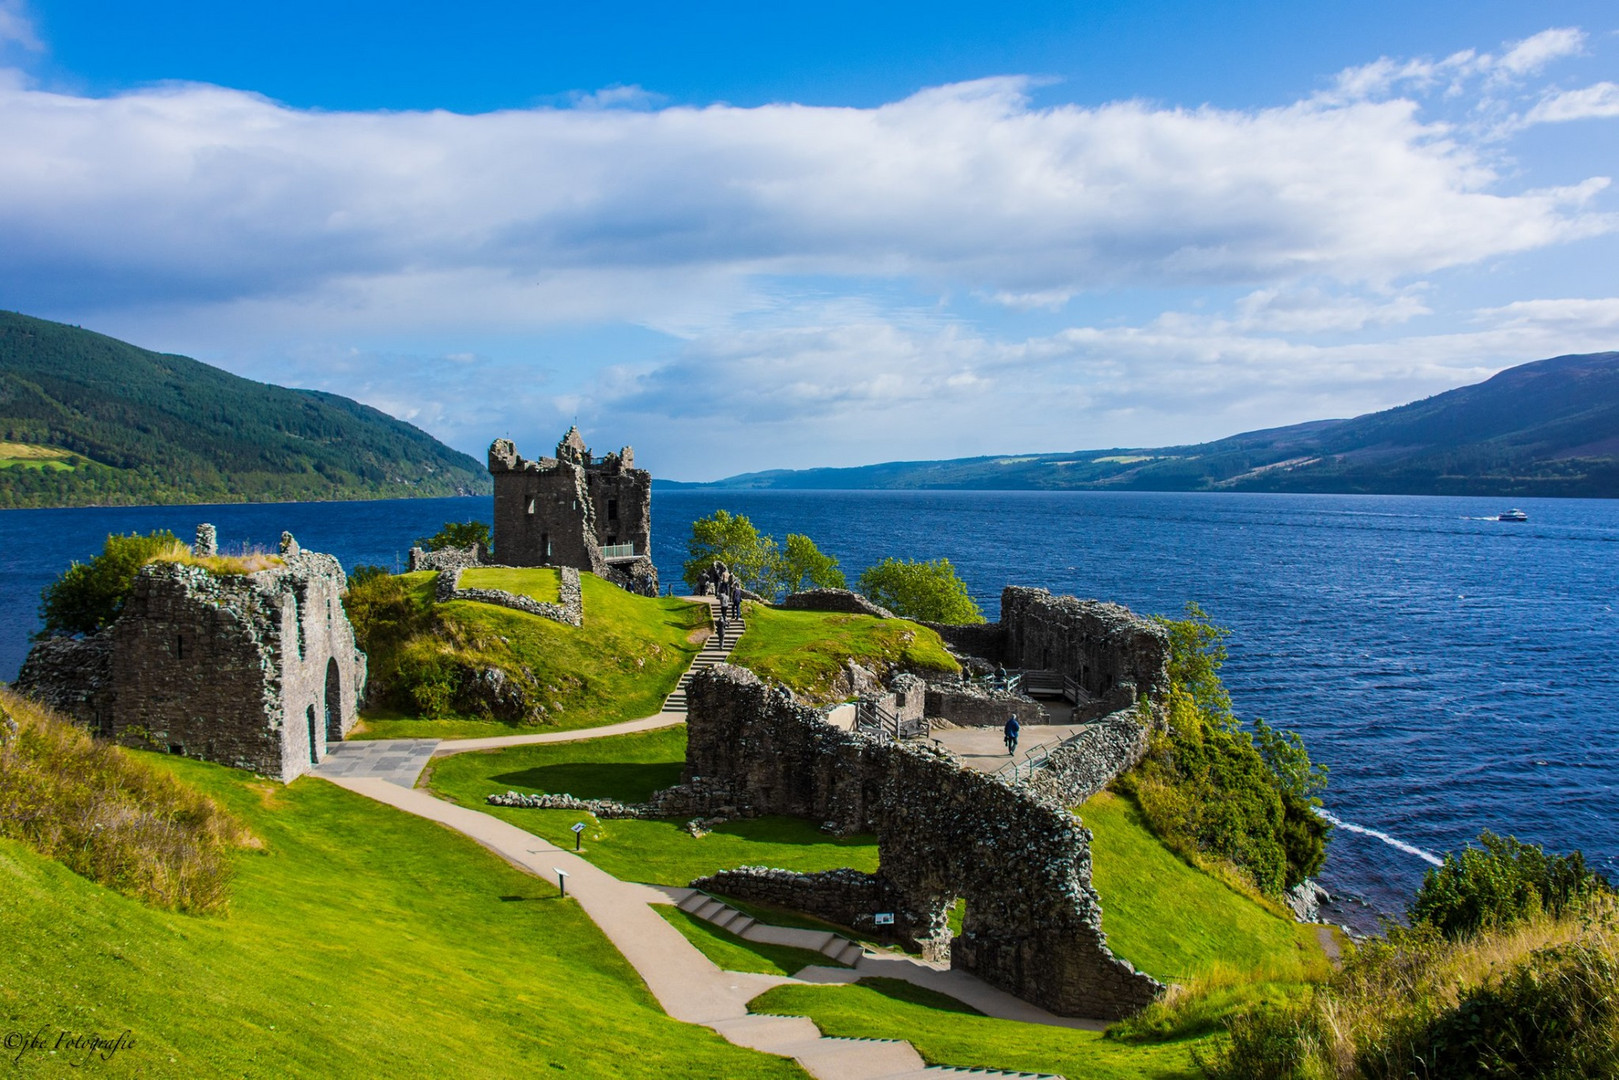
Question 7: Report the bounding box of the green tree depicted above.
[856,557,984,624]
[416,520,491,553]
[37,530,179,638]
[779,533,846,594]
[683,510,781,595]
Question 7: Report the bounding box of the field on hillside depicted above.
[0,752,803,1079]
[729,602,959,703]
[427,726,880,884]
[353,570,708,739]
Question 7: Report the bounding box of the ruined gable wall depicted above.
[680,665,1161,1019]
[109,563,289,778]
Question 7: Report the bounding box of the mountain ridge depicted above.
[0,310,490,508]
[661,350,1619,497]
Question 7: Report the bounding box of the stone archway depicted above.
[324,657,342,741]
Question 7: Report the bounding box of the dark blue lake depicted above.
[3,489,1614,922]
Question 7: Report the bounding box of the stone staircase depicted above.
[662,596,746,714]
[676,890,866,967]
[670,888,1067,1080]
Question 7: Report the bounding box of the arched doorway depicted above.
[306,705,319,764]
[324,657,342,741]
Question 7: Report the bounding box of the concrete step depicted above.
[781,1035,926,1078]
[677,891,710,914]
[915,1069,1067,1080]
[710,1013,823,1054]
[832,941,865,966]
[691,899,726,921]
[716,911,756,935]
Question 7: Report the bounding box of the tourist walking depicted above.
[1004,713,1020,756]
[716,614,728,649]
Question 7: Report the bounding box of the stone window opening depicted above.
[174,634,185,660]
[541,532,551,559]
[295,595,307,660]
[527,498,536,515]
[306,705,319,765]
[608,498,618,521]
[168,743,183,755]
[324,658,342,741]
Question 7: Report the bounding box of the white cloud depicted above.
[0,1,41,52]
[1496,28,1587,78]
[0,67,1612,329]
[1526,82,1619,124]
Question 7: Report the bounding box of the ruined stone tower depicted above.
[488,428,658,594]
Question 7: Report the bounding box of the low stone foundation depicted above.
[777,589,896,619]
[436,565,584,626]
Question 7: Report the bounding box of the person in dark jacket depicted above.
[1004,713,1020,755]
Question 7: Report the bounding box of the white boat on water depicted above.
[1498,508,1528,522]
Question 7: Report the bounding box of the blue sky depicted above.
[2,2,1617,478]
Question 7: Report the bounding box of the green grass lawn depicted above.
[426,727,880,885]
[355,572,708,740]
[750,979,1200,1079]
[458,565,561,603]
[655,906,846,976]
[1080,790,1324,986]
[0,753,804,1079]
[729,603,959,703]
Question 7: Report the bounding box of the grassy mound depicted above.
[729,603,958,703]
[0,752,802,1079]
[349,570,708,739]
[749,978,1200,1079]
[0,690,246,912]
[1082,790,1323,986]
[426,727,879,884]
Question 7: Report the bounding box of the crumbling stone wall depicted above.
[13,633,114,734]
[675,665,1162,1019]
[924,680,1047,727]
[918,619,1006,663]
[1000,587,1170,702]
[1027,709,1152,807]
[17,532,368,783]
[408,543,486,573]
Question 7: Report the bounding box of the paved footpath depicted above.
[326,775,1067,1079]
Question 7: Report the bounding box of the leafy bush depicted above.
[855,556,984,624]
[0,690,246,912]
[1117,604,1329,896]
[1411,830,1610,940]
[416,519,491,552]
[37,529,178,637]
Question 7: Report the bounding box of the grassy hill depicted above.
[348,569,709,740]
[669,351,1619,498]
[0,310,489,508]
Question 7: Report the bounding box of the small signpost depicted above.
[554,869,569,898]
[572,821,586,851]
[873,912,895,926]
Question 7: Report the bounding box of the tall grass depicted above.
[1200,897,1619,1078]
[0,690,247,912]
[148,539,284,575]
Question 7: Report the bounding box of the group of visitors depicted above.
[699,560,745,648]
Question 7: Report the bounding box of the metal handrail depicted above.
[601,543,636,558]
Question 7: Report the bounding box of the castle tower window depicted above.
[175,634,185,660]
[608,499,619,521]
[527,498,536,515]
[541,532,551,558]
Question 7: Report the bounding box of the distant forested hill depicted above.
[0,311,489,508]
[665,351,1619,498]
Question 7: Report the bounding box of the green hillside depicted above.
[669,351,1619,497]
[0,310,490,507]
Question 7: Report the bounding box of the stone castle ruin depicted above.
[16,526,367,783]
[661,585,1174,1019]
[487,427,658,596]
